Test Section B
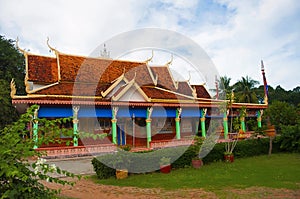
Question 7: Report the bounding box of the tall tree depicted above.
[233,76,259,103]
[0,35,25,129]
[218,76,232,100]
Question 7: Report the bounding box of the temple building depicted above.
[11,40,268,156]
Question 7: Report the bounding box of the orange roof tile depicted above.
[27,55,58,83]
[58,54,150,84]
[176,81,193,96]
[192,85,211,99]
[34,82,110,96]
[150,66,177,90]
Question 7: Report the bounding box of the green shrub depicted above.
[92,155,116,179]
[276,124,300,152]
[92,138,283,179]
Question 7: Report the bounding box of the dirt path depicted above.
[44,177,300,199]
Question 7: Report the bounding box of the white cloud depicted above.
[0,0,299,90]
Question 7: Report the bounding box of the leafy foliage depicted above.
[0,105,80,198]
[264,100,298,132]
[0,35,25,130]
[233,75,259,103]
[276,123,300,152]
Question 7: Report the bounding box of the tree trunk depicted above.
[268,137,274,156]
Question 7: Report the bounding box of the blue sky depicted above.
[0,0,299,90]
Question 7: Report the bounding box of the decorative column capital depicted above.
[200,117,205,122]
[147,107,153,118]
[111,118,117,123]
[176,108,182,119]
[175,118,180,122]
[146,118,152,123]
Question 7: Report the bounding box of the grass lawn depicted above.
[93,153,300,191]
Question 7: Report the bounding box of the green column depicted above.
[111,107,118,144]
[223,112,229,139]
[146,107,153,148]
[240,117,246,132]
[175,108,182,140]
[200,109,206,138]
[33,107,39,149]
[257,110,262,128]
[73,106,80,146]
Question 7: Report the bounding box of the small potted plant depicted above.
[224,137,238,163]
[159,157,171,173]
[192,156,203,168]
[191,136,204,168]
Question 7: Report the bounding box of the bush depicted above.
[276,124,300,152]
[92,155,116,179]
[92,138,283,179]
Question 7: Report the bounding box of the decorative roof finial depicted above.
[100,43,110,58]
[15,37,26,54]
[165,54,173,66]
[145,50,154,64]
[46,37,57,52]
[187,71,191,83]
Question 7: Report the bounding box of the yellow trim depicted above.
[150,98,195,103]
[146,86,195,100]
[28,82,59,94]
[111,78,150,102]
[12,94,103,99]
[101,73,125,97]
[111,78,135,101]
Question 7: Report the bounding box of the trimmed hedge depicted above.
[92,137,281,179]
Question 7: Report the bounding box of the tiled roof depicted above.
[176,81,193,96]
[27,55,58,83]
[24,52,215,103]
[150,66,177,90]
[141,86,192,100]
[58,54,150,84]
[192,85,211,99]
[35,82,111,96]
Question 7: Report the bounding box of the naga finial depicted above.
[15,37,26,54]
[187,71,191,83]
[46,37,57,52]
[10,79,16,98]
[145,50,154,64]
[165,54,173,66]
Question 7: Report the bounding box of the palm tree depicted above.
[218,76,232,100]
[233,76,259,103]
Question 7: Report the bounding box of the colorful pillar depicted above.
[240,108,247,132]
[200,108,207,138]
[240,117,246,132]
[257,110,263,128]
[111,107,118,144]
[175,108,182,139]
[146,107,153,148]
[72,106,80,146]
[33,106,39,149]
[223,111,229,139]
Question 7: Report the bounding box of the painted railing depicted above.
[36,144,117,159]
[150,138,194,149]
